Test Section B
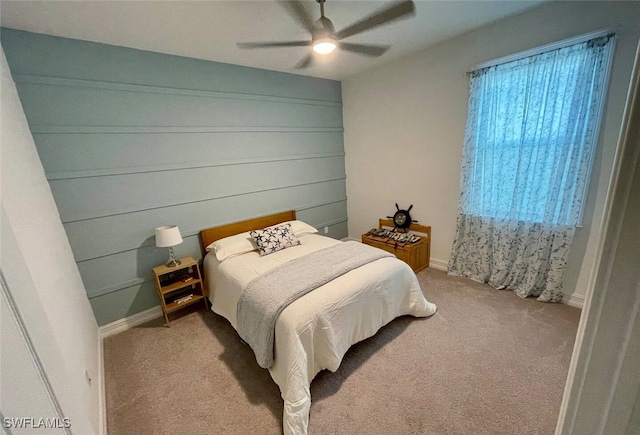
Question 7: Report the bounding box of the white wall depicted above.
[342,1,640,300]
[0,47,101,433]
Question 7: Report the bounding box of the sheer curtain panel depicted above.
[448,34,614,302]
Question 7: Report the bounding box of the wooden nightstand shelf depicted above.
[362,219,431,273]
[152,256,207,326]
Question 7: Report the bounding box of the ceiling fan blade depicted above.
[339,42,390,57]
[295,54,314,69]
[334,0,416,41]
[237,41,311,49]
[278,1,316,35]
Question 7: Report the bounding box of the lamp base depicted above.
[166,258,182,268]
[166,246,181,267]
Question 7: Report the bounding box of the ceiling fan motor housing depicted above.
[314,16,336,39]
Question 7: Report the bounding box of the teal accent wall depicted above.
[1,28,347,326]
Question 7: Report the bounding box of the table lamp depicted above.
[155,225,183,267]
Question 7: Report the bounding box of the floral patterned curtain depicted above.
[448,34,614,302]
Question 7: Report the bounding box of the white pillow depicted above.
[273,220,318,237]
[206,232,257,262]
[205,220,317,261]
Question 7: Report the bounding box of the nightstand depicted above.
[362,219,431,273]
[152,256,207,326]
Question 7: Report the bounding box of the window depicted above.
[460,34,614,226]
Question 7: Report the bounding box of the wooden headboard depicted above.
[199,210,296,254]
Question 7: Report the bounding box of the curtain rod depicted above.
[466,28,616,77]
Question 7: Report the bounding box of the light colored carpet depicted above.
[104,268,580,434]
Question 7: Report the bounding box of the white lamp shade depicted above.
[155,225,183,247]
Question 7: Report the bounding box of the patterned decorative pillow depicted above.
[249,223,301,256]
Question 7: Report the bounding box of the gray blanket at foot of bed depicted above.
[236,241,393,368]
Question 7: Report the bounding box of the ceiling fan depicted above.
[237,0,416,68]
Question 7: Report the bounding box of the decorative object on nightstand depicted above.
[155,225,183,267]
[362,218,431,272]
[387,203,418,232]
[152,256,207,326]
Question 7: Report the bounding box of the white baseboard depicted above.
[98,306,163,339]
[562,292,585,309]
[429,258,448,271]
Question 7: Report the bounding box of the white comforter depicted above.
[204,234,437,434]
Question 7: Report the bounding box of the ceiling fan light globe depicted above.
[313,37,336,54]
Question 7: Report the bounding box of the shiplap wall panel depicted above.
[33,131,345,176]
[50,157,345,222]
[1,30,341,101]
[77,236,203,298]
[16,84,343,127]
[66,182,347,262]
[88,281,159,327]
[2,28,346,325]
[327,221,348,237]
[297,200,348,228]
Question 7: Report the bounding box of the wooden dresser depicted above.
[362,219,431,273]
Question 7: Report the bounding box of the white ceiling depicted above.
[0,0,547,81]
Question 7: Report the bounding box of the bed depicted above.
[200,210,437,434]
